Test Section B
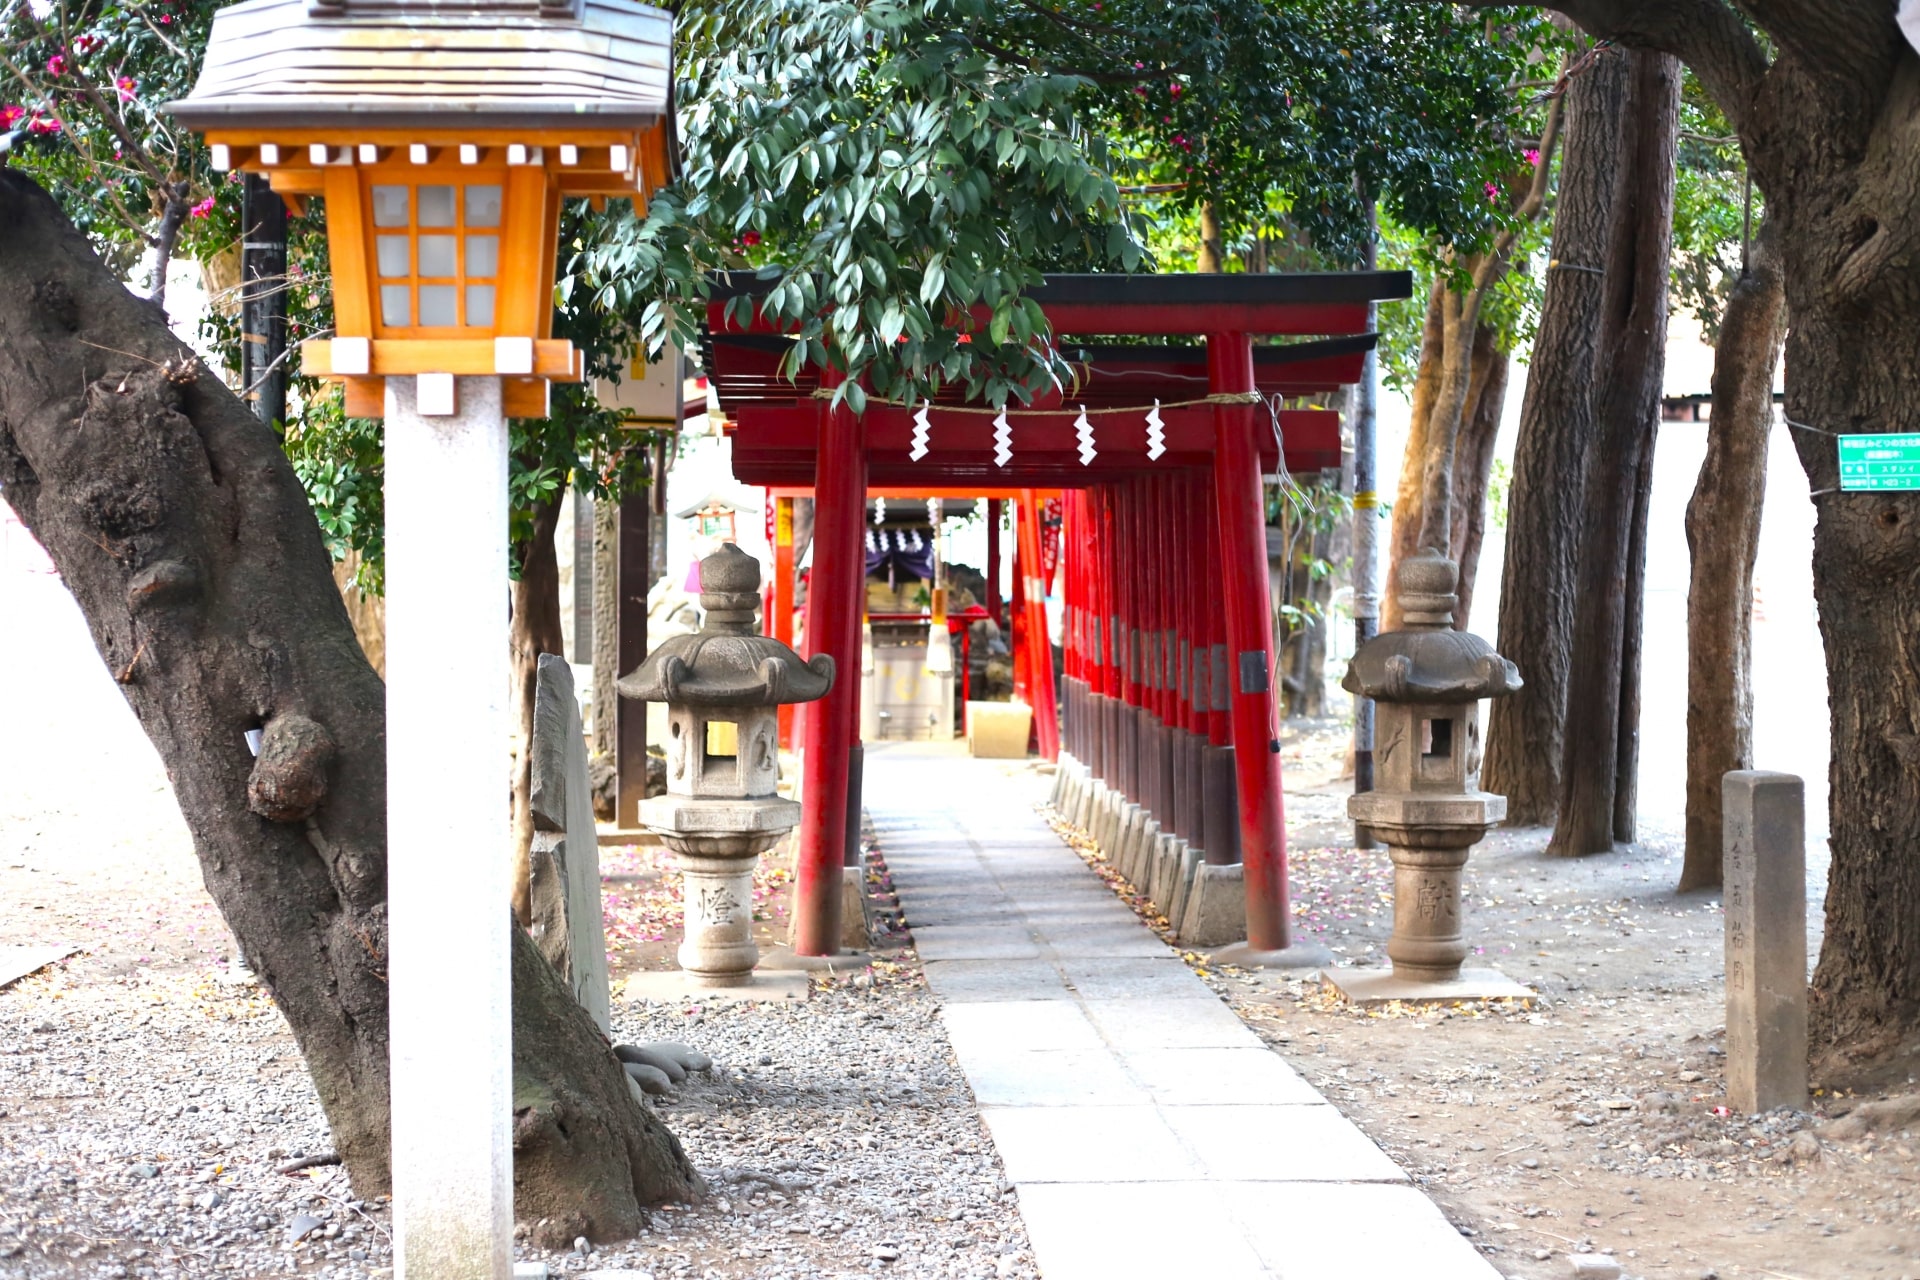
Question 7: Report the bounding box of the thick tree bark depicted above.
[1548,49,1680,857]
[511,493,568,925]
[1482,42,1629,825]
[0,170,700,1229]
[1680,227,1786,891]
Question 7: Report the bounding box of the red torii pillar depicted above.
[793,388,866,956]
[1208,332,1293,953]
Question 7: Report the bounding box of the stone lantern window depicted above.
[619,544,833,984]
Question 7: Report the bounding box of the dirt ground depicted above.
[1052,719,1920,1280]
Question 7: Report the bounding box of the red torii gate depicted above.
[704,270,1412,958]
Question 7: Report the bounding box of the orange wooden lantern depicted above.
[168,0,674,419]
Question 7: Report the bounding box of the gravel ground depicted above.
[0,839,1034,1280]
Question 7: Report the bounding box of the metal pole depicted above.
[1352,204,1382,850]
[385,375,512,1278]
[240,174,287,432]
[794,388,864,955]
[1209,331,1292,951]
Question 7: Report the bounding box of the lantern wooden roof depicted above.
[170,0,670,131]
[167,0,674,197]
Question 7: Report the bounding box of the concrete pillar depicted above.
[1724,771,1809,1112]
[384,374,512,1279]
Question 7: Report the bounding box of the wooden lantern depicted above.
[168,0,674,419]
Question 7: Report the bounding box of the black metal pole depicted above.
[240,174,287,431]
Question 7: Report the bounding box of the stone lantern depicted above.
[619,544,833,985]
[1332,548,1528,1002]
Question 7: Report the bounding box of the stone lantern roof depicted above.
[1341,548,1522,704]
[618,544,834,707]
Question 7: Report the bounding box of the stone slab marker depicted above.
[1723,770,1809,1112]
[528,654,612,1035]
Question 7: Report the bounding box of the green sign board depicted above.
[1838,433,1920,491]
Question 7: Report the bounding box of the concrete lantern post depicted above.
[1327,548,1532,1004]
[620,544,834,985]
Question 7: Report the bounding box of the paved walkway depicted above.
[864,743,1499,1280]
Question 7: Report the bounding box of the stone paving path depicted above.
[864,742,1501,1280]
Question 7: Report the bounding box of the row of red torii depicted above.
[704,270,1413,955]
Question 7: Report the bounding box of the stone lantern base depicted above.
[1324,790,1533,1006]
[641,794,800,987]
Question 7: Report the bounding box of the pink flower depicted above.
[0,105,24,129]
[1169,82,1183,97]
[47,54,67,76]
[1484,181,1501,201]
[1525,147,1541,166]
[116,76,137,101]
[73,34,101,54]
[28,114,61,135]
[190,195,215,218]
[741,229,761,247]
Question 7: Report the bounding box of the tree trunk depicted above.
[1386,285,1505,631]
[0,170,700,1229]
[1548,49,1679,857]
[1611,435,1656,844]
[511,493,567,926]
[1382,275,1447,631]
[1198,203,1225,274]
[1679,225,1785,891]
[1449,327,1510,631]
[1481,42,1628,825]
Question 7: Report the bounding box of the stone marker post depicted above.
[528,654,612,1035]
[1723,770,1809,1112]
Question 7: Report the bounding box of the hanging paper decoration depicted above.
[909,403,931,461]
[872,496,887,526]
[1145,398,1166,461]
[993,409,1012,467]
[1075,404,1096,466]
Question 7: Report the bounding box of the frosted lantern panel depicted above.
[376,236,410,278]
[419,285,457,327]
[418,235,457,278]
[465,285,495,328]
[418,185,456,228]
[465,185,502,228]
[371,185,409,228]
[380,285,411,327]
[466,235,499,278]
